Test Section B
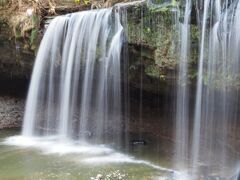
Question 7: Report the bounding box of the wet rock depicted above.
[106,170,126,179]
[0,96,24,129]
[130,139,147,145]
[96,174,103,180]
[90,174,103,180]
[78,130,92,137]
[0,21,34,80]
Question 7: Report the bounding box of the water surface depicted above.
[0,129,176,180]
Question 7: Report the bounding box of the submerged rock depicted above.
[130,139,147,145]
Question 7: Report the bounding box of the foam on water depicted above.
[3,136,113,155]
[2,136,174,173]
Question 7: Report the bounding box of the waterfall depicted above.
[22,8,126,145]
[192,0,240,176]
[174,0,191,169]
[176,0,240,178]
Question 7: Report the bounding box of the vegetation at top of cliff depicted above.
[75,0,90,6]
[0,0,93,50]
[0,0,56,50]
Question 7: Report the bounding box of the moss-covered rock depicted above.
[126,3,179,72]
[123,2,199,94]
[122,2,178,94]
[0,21,34,80]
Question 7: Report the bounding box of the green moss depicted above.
[145,65,166,79]
[149,0,179,13]
[126,2,179,81]
[29,15,40,49]
[30,28,38,45]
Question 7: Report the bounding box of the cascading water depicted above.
[192,0,240,177]
[175,0,240,178]
[22,8,125,145]
[174,0,191,169]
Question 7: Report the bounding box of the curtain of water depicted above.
[22,8,126,145]
[175,0,192,170]
[192,0,240,177]
[176,0,240,178]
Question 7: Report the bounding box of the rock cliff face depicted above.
[124,2,179,96]
[0,21,33,128]
[0,21,34,80]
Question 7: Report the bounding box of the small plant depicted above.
[75,0,90,5]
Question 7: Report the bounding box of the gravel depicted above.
[0,96,25,129]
